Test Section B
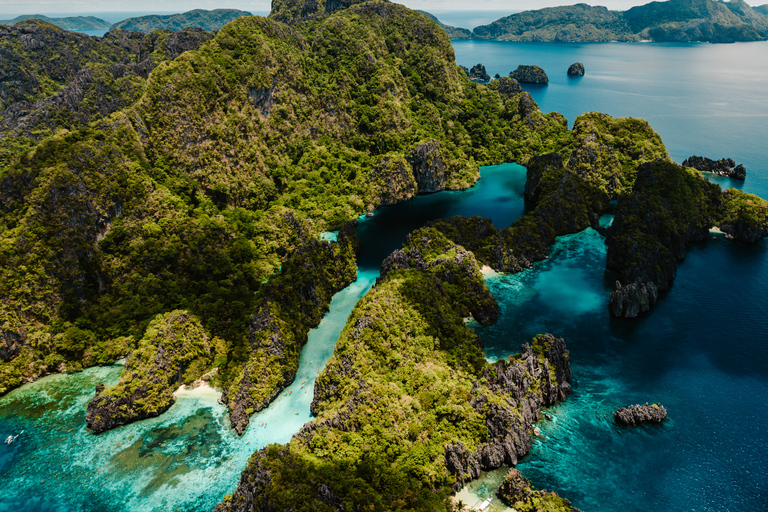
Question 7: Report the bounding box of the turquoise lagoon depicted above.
[3,38,768,512]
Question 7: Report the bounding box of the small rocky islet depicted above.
[614,403,668,426]
[683,155,747,180]
[567,62,585,76]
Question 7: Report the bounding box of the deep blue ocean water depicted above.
[2,30,768,512]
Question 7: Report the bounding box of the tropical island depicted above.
[2,0,768,510]
[0,9,252,33]
[438,0,768,42]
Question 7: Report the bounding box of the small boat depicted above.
[5,434,18,445]
[477,497,493,512]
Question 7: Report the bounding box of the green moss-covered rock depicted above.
[85,310,213,433]
[607,160,723,317]
[510,65,549,85]
[498,468,582,512]
[719,188,768,242]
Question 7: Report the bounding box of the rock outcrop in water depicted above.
[469,63,491,82]
[568,62,585,76]
[498,468,582,511]
[510,64,549,84]
[614,403,667,425]
[216,226,573,510]
[609,279,658,318]
[683,155,746,180]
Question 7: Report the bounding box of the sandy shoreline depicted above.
[174,383,222,400]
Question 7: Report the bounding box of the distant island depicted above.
[0,14,111,31]
[0,9,252,35]
[112,8,252,33]
[433,0,768,43]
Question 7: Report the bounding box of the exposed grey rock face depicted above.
[0,330,26,362]
[609,278,659,318]
[614,402,667,425]
[496,76,523,98]
[407,140,446,193]
[371,155,417,206]
[683,155,746,180]
[447,335,572,491]
[469,63,491,82]
[567,62,585,76]
[524,152,564,205]
[510,64,549,84]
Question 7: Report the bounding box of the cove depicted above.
[0,163,529,512]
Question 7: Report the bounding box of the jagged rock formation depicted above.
[607,160,719,317]
[112,9,251,33]
[568,62,585,76]
[510,64,549,84]
[607,160,768,317]
[472,0,768,43]
[85,311,212,433]
[469,63,491,82]
[498,468,582,511]
[614,403,667,426]
[609,279,658,318]
[683,155,746,180]
[444,335,572,490]
[496,76,523,98]
[408,140,447,193]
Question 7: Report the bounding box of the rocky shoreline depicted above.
[683,155,746,180]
